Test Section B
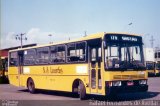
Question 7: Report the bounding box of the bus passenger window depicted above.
[76,42,86,61]
[57,46,65,63]
[50,46,57,63]
[10,52,18,66]
[36,47,49,64]
[50,45,65,63]
[24,49,36,65]
[67,42,86,62]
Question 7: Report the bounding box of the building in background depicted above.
[0,43,37,58]
[0,43,37,83]
[155,48,160,62]
[144,48,155,62]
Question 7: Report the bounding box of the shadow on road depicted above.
[89,91,160,101]
[18,89,79,98]
[18,89,160,101]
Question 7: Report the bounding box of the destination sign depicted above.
[105,34,142,43]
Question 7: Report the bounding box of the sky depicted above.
[1,0,160,49]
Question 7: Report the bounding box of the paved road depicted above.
[0,77,160,106]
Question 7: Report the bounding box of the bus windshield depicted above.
[146,62,154,70]
[104,34,145,71]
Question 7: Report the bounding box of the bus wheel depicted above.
[27,78,35,94]
[78,81,86,100]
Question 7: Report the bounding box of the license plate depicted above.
[127,81,134,86]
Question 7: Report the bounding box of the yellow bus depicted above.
[8,32,148,99]
[146,61,160,76]
[156,62,160,76]
[0,56,9,83]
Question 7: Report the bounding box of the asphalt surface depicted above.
[0,77,160,106]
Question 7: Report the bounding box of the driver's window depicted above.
[105,46,119,69]
[110,47,118,57]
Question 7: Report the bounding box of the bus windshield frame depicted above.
[104,34,146,71]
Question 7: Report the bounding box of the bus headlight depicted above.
[112,81,122,86]
[139,80,147,85]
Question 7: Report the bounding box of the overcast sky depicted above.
[1,0,160,49]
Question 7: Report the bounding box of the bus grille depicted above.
[113,75,145,80]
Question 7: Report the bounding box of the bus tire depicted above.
[27,78,36,94]
[79,81,86,100]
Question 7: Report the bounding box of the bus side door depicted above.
[89,44,102,94]
[18,51,24,86]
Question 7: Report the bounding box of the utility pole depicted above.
[150,35,155,48]
[15,33,27,48]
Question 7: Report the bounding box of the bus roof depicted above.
[9,32,140,52]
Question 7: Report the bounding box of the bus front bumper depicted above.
[105,82,148,95]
